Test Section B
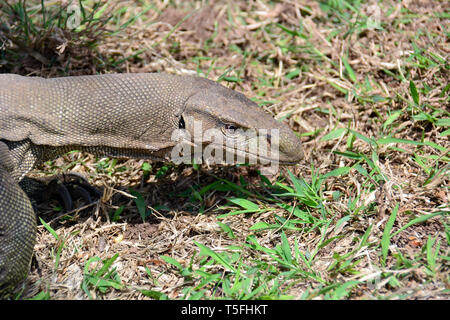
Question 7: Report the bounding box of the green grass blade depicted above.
[381,204,399,265]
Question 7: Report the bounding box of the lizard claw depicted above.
[47,173,102,211]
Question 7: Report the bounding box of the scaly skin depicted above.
[0,73,302,296]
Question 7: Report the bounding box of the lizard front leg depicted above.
[0,141,36,297]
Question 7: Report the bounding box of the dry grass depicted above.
[0,0,448,300]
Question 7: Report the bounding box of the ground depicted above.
[0,0,448,300]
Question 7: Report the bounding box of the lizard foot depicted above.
[46,173,102,211]
[20,173,102,212]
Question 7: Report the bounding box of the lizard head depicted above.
[174,77,303,166]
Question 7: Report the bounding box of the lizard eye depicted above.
[222,123,239,136]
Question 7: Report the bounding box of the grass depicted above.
[0,0,448,300]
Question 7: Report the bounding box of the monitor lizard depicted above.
[0,72,303,296]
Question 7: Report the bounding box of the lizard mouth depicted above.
[171,139,298,166]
